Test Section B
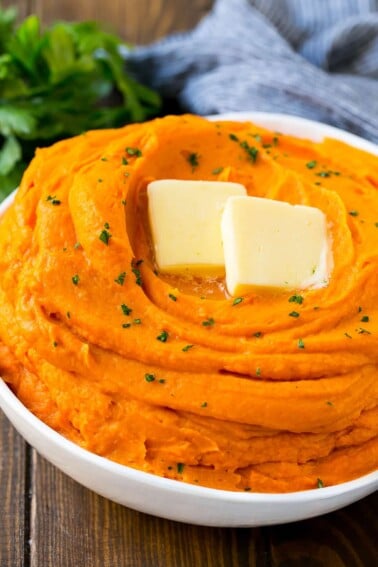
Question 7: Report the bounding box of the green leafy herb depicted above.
[361,315,369,323]
[200,402,208,408]
[133,318,141,325]
[229,133,239,141]
[317,478,324,488]
[144,373,155,383]
[121,304,132,316]
[168,293,177,301]
[306,160,317,169]
[256,367,261,376]
[99,228,111,245]
[349,210,359,217]
[182,344,194,352]
[253,332,262,338]
[240,140,258,163]
[72,274,79,285]
[177,462,185,474]
[114,271,126,285]
[0,8,160,200]
[356,327,371,335]
[187,152,199,169]
[298,338,305,349]
[126,146,142,157]
[344,332,352,339]
[212,166,224,174]
[122,323,131,329]
[289,311,300,318]
[53,341,58,347]
[121,157,128,165]
[326,401,333,406]
[156,330,168,342]
[132,267,142,286]
[232,297,243,306]
[202,318,215,327]
[289,294,304,304]
[46,195,61,205]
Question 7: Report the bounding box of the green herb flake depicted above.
[114,271,126,285]
[361,315,369,323]
[201,402,208,408]
[177,463,185,474]
[126,146,142,157]
[122,157,128,165]
[72,274,79,286]
[202,318,215,327]
[104,222,110,229]
[240,140,259,163]
[317,478,324,488]
[298,338,305,349]
[349,210,359,217]
[100,157,108,162]
[132,267,142,286]
[316,171,331,178]
[133,318,142,325]
[121,199,127,206]
[53,341,58,347]
[356,327,371,335]
[99,228,111,245]
[66,311,71,319]
[187,152,199,169]
[253,332,262,338]
[212,166,224,174]
[326,401,333,406]
[98,178,103,183]
[182,344,194,352]
[158,379,166,384]
[232,297,244,306]
[156,330,168,342]
[256,367,261,376]
[375,222,378,228]
[74,242,81,250]
[122,323,131,329]
[289,311,300,318]
[121,304,132,316]
[344,332,352,339]
[168,293,177,302]
[229,133,239,141]
[47,195,61,205]
[306,160,317,169]
[289,294,304,304]
[145,373,155,383]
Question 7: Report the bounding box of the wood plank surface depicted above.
[0,411,28,567]
[2,0,213,43]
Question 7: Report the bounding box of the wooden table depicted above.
[1,1,377,565]
[1,409,377,566]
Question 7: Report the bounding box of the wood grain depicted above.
[0,411,28,567]
[4,0,213,44]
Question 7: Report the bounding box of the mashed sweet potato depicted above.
[0,115,377,492]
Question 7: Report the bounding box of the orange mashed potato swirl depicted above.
[0,115,377,492]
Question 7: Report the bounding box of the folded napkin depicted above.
[127,0,378,142]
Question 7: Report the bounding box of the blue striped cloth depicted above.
[127,0,378,143]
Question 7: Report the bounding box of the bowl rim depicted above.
[0,111,377,507]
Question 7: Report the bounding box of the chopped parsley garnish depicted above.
[53,341,58,347]
[240,140,259,163]
[212,166,224,174]
[256,367,261,376]
[289,311,300,318]
[99,228,111,245]
[361,315,369,323]
[121,304,132,316]
[122,323,131,329]
[289,294,304,304]
[232,297,243,306]
[132,267,142,286]
[201,402,208,408]
[202,318,215,327]
[177,463,185,474]
[158,379,166,384]
[298,338,305,349]
[168,293,177,302]
[306,160,317,169]
[187,152,199,169]
[72,274,79,286]
[122,157,128,165]
[156,330,168,342]
[182,344,194,352]
[317,478,324,488]
[145,373,155,383]
[126,146,142,157]
[316,171,331,178]
[326,401,333,406]
[229,133,239,141]
[121,199,127,206]
[356,327,371,334]
[114,271,126,285]
[74,242,81,250]
[46,195,61,205]
[100,157,108,162]
[104,222,110,229]
[253,332,262,338]
[133,318,142,325]
[349,210,359,217]
[344,332,352,339]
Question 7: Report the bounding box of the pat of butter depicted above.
[221,196,332,295]
[148,179,247,275]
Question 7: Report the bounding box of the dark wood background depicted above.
[1,1,377,565]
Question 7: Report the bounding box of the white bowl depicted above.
[0,113,377,527]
